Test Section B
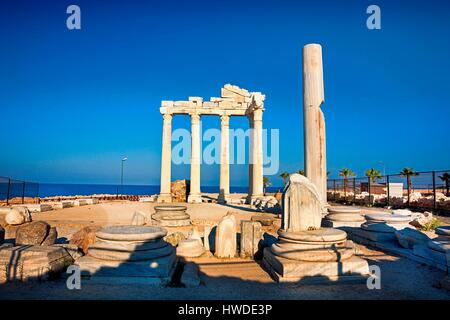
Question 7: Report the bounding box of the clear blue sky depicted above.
[1,0,449,187]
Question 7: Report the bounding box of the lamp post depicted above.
[121,156,128,194]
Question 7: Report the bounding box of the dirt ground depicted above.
[0,199,449,300]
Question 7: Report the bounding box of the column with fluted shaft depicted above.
[188,113,202,203]
[218,114,230,204]
[158,112,173,203]
[247,109,264,203]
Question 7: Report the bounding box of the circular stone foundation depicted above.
[277,228,347,243]
[96,226,167,242]
[152,205,191,227]
[271,240,355,262]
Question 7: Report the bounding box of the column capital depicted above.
[190,113,200,124]
[220,114,230,126]
[162,113,172,121]
[252,108,263,121]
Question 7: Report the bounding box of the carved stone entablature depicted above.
[160,84,265,117]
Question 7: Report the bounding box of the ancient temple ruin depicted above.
[157,84,265,204]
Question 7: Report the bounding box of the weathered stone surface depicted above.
[0,226,4,244]
[215,212,237,258]
[89,243,174,261]
[203,225,213,252]
[436,226,450,236]
[5,206,32,225]
[413,244,447,266]
[152,205,191,227]
[427,239,450,253]
[171,179,189,203]
[278,228,347,244]
[321,220,363,229]
[263,248,369,283]
[15,221,51,245]
[131,211,148,226]
[327,206,361,214]
[69,226,98,254]
[180,262,201,287]
[352,228,397,242]
[361,222,396,233]
[271,240,355,262]
[392,209,413,216]
[365,213,411,223]
[164,232,186,246]
[0,245,72,283]
[251,214,274,226]
[395,228,430,249]
[325,213,364,222]
[96,226,167,242]
[240,220,262,258]
[53,244,83,261]
[281,174,324,232]
[76,250,176,278]
[177,239,205,257]
[41,227,57,245]
[12,204,52,213]
[410,211,434,228]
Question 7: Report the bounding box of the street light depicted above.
[121,156,128,193]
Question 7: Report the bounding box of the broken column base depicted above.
[321,220,364,229]
[187,194,202,204]
[157,193,172,203]
[262,248,369,284]
[76,253,177,285]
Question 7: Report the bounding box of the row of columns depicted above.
[158,111,264,204]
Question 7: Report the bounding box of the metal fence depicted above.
[327,170,450,213]
[0,176,40,205]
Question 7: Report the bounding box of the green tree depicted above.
[400,167,419,205]
[339,168,356,198]
[365,168,382,183]
[280,171,290,186]
[263,176,271,195]
[439,172,450,197]
[298,169,305,175]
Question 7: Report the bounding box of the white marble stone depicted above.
[215,213,237,258]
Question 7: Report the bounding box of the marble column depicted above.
[247,115,254,203]
[158,113,172,203]
[188,113,202,203]
[248,108,264,203]
[218,114,230,204]
[303,43,327,205]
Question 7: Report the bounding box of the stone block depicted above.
[263,248,369,283]
[0,245,72,283]
[413,244,447,266]
[76,252,176,278]
[240,220,262,258]
[352,228,396,242]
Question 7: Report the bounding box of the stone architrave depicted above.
[303,43,327,205]
[215,213,237,258]
[158,84,265,205]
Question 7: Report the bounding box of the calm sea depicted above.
[37,183,282,198]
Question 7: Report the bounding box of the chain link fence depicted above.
[327,170,450,214]
[0,176,40,206]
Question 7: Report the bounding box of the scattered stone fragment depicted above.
[41,227,58,245]
[215,212,237,258]
[15,221,54,246]
[165,232,187,247]
[69,226,98,254]
[5,206,32,225]
[131,211,148,226]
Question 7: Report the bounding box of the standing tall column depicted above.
[248,108,264,203]
[188,113,202,203]
[218,114,230,204]
[158,112,172,203]
[303,43,327,205]
[247,115,253,202]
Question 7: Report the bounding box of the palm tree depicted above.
[298,169,305,175]
[339,168,356,198]
[263,176,271,195]
[365,168,382,183]
[280,171,290,186]
[400,167,419,205]
[439,172,450,196]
